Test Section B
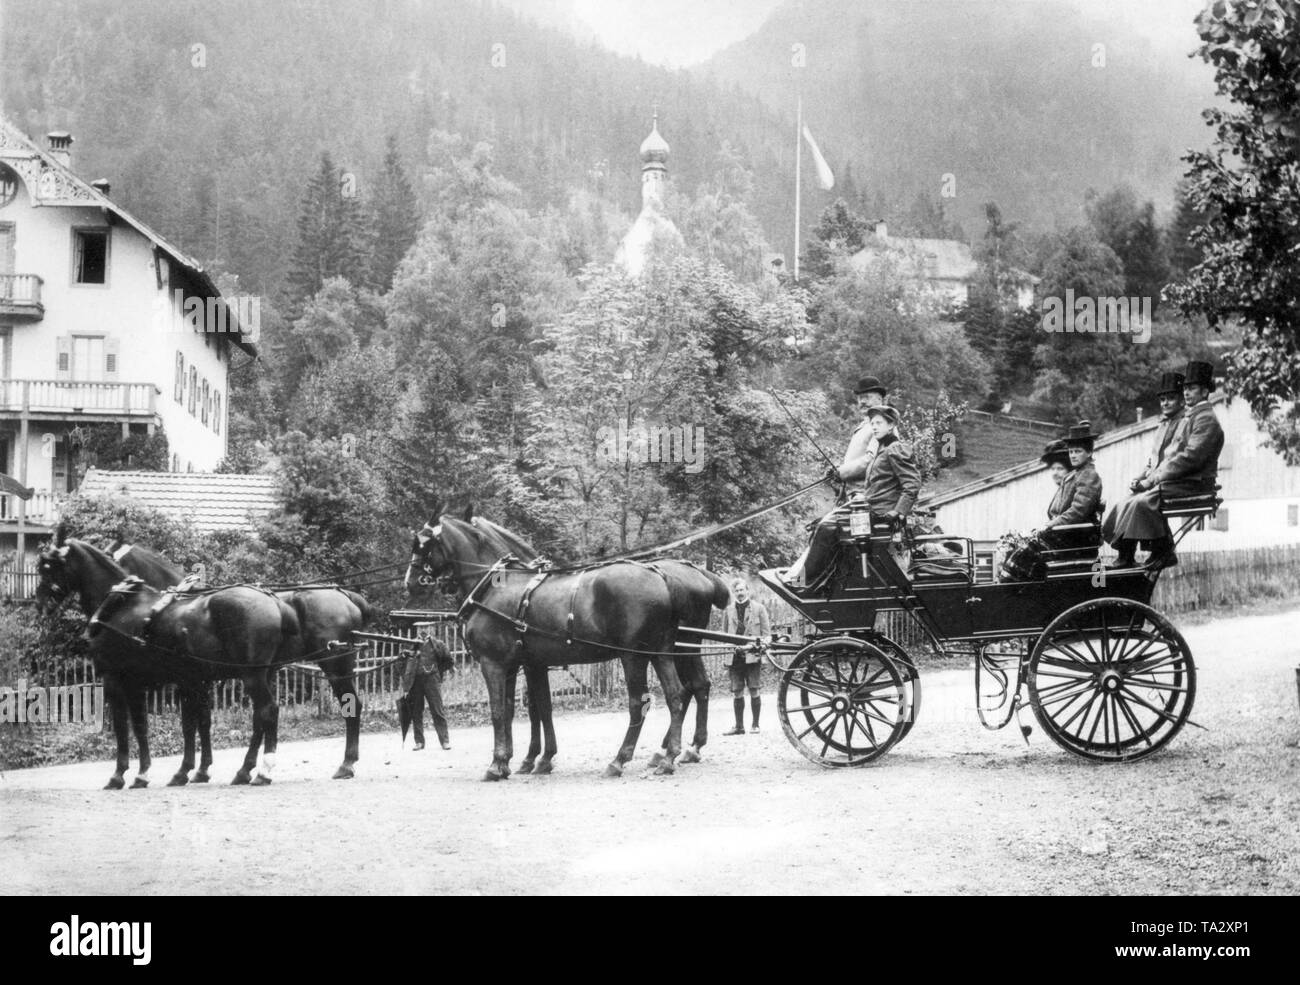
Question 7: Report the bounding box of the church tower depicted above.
[615,113,683,277]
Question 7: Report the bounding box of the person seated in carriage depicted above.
[779,376,888,586]
[1103,360,1224,572]
[782,403,921,589]
[1034,420,1104,551]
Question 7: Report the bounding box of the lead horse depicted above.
[36,531,377,785]
[406,512,729,780]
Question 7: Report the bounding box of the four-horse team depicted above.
[34,359,1226,785]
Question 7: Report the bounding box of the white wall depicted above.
[2,175,229,485]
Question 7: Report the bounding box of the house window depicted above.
[213,391,221,435]
[72,228,110,284]
[1288,504,1298,527]
[174,352,185,403]
[187,367,198,414]
[70,335,105,381]
[201,379,210,425]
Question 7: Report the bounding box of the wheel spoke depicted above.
[1049,635,1097,665]
[1122,678,1189,695]
[1113,692,1152,748]
[1117,684,1188,727]
[1059,686,1102,734]
[796,707,836,741]
[786,699,835,715]
[1036,678,1098,707]
[796,679,836,701]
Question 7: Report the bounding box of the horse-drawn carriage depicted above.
[694,493,1219,766]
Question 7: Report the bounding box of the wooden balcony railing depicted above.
[0,274,44,319]
[0,379,160,417]
[0,490,59,525]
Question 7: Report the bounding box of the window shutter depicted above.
[105,337,120,380]
[214,392,222,435]
[174,352,185,403]
[56,336,71,379]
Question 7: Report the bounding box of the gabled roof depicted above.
[75,469,280,534]
[850,233,1040,287]
[0,117,257,356]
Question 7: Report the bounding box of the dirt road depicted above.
[3,607,1298,895]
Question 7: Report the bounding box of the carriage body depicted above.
[748,508,1203,768]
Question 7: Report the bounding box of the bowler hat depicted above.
[1064,419,1098,451]
[1182,360,1215,391]
[1039,438,1070,468]
[865,404,900,425]
[853,376,887,397]
[1156,370,1185,398]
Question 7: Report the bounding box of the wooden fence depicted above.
[16,544,1300,721]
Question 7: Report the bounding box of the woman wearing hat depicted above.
[1040,438,1072,512]
[1103,360,1224,571]
[1036,421,1105,548]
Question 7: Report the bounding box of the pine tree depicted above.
[286,153,368,310]
[368,135,421,292]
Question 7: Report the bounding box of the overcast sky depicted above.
[565,0,1210,69]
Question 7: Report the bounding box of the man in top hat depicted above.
[825,376,889,489]
[783,377,889,586]
[1103,361,1224,571]
[785,403,920,589]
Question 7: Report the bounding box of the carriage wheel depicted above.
[777,637,908,767]
[1028,598,1195,762]
[867,633,921,742]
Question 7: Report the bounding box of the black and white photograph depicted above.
[0,0,1295,919]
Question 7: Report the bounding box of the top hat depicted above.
[1182,360,1215,391]
[1064,419,1098,450]
[1039,438,1070,468]
[853,376,887,397]
[865,404,900,425]
[1156,370,1186,398]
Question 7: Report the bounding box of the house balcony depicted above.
[0,274,44,321]
[0,490,59,529]
[0,379,161,424]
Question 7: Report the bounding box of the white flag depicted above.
[802,126,835,190]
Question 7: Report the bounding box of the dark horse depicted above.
[87,571,298,789]
[406,512,728,780]
[36,534,219,786]
[36,532,376,783]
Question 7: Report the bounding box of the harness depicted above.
[456,555,692,659]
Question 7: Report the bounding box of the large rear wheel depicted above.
[777,637,908,767]
[1028,598,1195,762]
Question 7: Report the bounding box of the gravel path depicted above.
[3,607,1297,895]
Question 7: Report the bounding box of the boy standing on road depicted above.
[722,576,771,735]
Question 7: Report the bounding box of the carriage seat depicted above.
[1160,486,1222,518]
[1039,522,1102,574]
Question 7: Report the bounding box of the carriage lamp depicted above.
[848,504,872,537]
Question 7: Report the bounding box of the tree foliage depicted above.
[1167,0,1300,462]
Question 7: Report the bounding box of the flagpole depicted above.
[794,92,802,281]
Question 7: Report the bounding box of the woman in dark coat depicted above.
[1036,421,1104,551]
